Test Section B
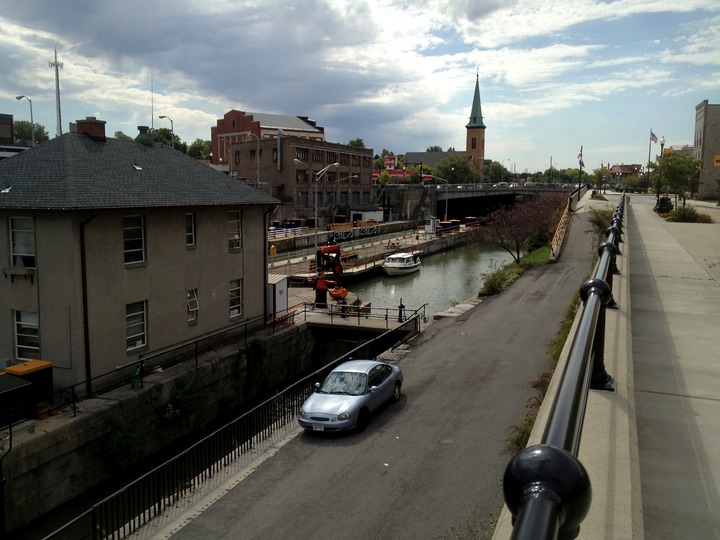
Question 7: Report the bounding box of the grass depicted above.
[478,245,550,297]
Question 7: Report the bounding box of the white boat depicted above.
[383,252,421,276]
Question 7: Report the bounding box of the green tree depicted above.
[658,152,700,199]
[114,131,133,141]
[378,171,392,185]
[435,155,477,184]
[14,120,49,145]
[187,138,211,160]
[426,145,443,152]
[347,138,365,148]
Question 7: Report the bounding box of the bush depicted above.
[666,205,715,223]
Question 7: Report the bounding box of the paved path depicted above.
[138,198,600,539]
[629,195,720,539]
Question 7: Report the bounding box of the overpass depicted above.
[378,183,576,221]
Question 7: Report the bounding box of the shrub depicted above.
[666,205,713,223]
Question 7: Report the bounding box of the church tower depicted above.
[465,73,486,181]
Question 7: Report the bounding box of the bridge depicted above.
[378,182,578,221]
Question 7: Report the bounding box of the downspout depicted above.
[264,206,278,324]
[80,212,96,396]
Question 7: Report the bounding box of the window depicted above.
[10,217,35,267]
[312,149,323,163]
[296,148,308,162]
[471,137,477,150]
[126,301,147,351]
[187,289,199,323]
[15,311,39,360]
[234,150,240,164]
[229,279,243,318]
[185,213,196,248]
[228,211,242,250]
[123,215,145,264]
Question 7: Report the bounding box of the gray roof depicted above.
[403,151,467,168]
[247,112,323,133]
[0,133,279,210]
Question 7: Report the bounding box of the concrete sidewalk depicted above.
[629,195,720,539]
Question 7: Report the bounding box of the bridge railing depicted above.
[501,193,625,540]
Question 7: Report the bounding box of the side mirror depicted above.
[313,382,321,391]
[369,385,378,393]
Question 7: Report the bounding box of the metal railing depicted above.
[42,314,422,540]
[501,193,625,540]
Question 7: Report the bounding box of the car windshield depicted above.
[319,371,367,396]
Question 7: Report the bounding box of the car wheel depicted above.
[392,382,402,402]
[356,409,369,432]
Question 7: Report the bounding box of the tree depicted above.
[187,139,211,160]
[426,145,443,152]
[14,120,49,145]
[658,152,700,200]
[347,138,365,148]
[435,155,477,184]
[476,193,567,263]
[378,171,392,185]
[114,131,133,141]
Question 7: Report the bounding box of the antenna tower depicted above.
[49,49,64,137]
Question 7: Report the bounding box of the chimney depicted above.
[75,117,107,141]
[135,126,154,147]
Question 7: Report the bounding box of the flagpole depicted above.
[647,129,653,193]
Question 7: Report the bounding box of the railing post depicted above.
[503,444,592,540]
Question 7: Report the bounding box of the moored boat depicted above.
[382,252,421,276]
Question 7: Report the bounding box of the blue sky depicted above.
[1,0,718,174]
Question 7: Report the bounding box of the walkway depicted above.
[629,196,720,538]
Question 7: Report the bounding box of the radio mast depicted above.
[49,49,63,137]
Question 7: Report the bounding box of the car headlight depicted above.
[299,409,306,418]
[338,412,349,420]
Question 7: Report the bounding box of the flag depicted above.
[578,146,584,168]
[650,131,658,143]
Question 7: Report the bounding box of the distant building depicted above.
[0,114,27,161]
[211,110,376,224]
[0,117,278,391]
[210,110,326,170]
[694,100,720,200]
[609,164,642,184]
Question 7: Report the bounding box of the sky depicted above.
[1,0,719,174]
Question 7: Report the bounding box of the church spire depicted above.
[466,73,485,128]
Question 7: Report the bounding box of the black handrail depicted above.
[502,194,625,540]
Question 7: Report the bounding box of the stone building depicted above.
[694,100,720,200]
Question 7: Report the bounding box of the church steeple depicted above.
[465,72,486,179]
[466,73,485,128]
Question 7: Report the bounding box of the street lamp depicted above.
[15,95,35,147]
[657,136,665,198]
[158,116,174,149]
[293,159,340,250]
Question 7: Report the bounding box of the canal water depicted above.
[348,244,515,317]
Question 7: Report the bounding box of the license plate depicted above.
[313,424,325,431]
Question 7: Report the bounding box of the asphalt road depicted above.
[169,207,600,540]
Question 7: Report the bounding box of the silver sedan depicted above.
[298,360,403,432]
